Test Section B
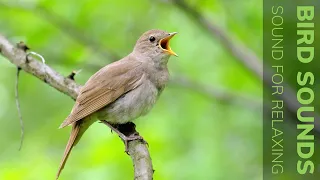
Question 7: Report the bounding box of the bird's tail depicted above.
[56,122,81,180]
[56,116,95,179]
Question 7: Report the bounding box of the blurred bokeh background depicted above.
[0,0,262,179]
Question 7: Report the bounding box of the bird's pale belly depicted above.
[97,81,159,124]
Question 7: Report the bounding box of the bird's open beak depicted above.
[159,32,178,57]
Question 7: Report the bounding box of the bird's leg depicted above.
[99,120,147,153]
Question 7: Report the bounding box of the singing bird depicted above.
[56,29,177,179]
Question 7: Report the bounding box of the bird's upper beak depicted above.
[159,32,178,57]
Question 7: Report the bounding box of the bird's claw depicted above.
[121,134,145,154]
[99,120,148,154]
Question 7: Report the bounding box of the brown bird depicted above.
[56,29,177,179]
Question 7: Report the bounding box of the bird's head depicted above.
[133,29,178,62]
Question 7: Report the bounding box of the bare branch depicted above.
[129,140,154,180]
[0,34,80,99]
[0,35,153,180]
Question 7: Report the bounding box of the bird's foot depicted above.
[99,121,148,154]
[121,133,145,154]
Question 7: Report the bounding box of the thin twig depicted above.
[67,69,82,80]
[15,67,24,151]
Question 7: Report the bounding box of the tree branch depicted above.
[0,34,153,180]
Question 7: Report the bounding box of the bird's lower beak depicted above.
[159,32,178,57]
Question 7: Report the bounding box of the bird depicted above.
[56,29,177,179]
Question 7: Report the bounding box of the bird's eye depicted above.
[149,36,155,42]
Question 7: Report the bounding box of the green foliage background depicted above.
[0,0,262,179]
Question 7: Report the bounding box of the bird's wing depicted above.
[59,58,143,128]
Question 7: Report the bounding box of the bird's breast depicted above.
[97,80,159,124]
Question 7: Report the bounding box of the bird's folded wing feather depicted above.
[59,58,143,128]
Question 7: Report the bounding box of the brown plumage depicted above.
[59,60,143,128]
[56,122,80,178]
[56,29,177,179]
